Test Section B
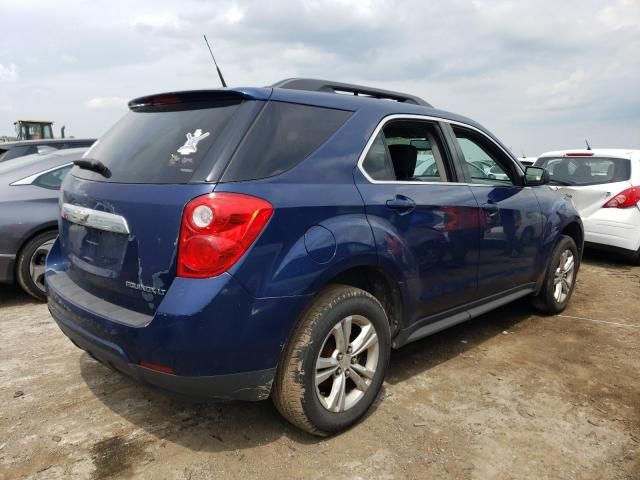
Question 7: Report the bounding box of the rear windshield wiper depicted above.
[73,158,111,178]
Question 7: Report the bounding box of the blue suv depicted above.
[46,79,583,435]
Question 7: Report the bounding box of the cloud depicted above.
[84,97,127,110]
[599,0,640,30]
[0,0,638,154]
[0,63,19,82]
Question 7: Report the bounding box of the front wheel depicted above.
[272,285,391,436]
[532,235,579,314]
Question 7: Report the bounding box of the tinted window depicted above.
[0,145,35,162]
[453,129,516,185]
[33,164,73,189]
[537,157,631,186]
[222,102,352,182]
[362,132,394,180]
[72,101,245,183]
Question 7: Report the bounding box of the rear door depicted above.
[56,93,262,316]
[355,118,481,323]
[448,125,543,298]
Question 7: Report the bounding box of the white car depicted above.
[535,149,640,263]
[518,157,538,167]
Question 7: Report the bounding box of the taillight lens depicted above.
[602,186,640,209]
[177,193,273,278]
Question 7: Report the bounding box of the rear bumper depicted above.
[584,241,639,261]
[583,206,640,253]
[52,304,275,400]
[46,237,311,400]
[0,254,15,283]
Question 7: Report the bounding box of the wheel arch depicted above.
[14,223,58,274]
[301,263,405,339]
[560,220,584,255]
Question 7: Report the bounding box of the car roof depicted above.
[538,149,640,160]
[0,138,96,149]
[130,82,512,158]
[0,147,87,183]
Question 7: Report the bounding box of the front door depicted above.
[449,125,543,298]
[355,119,481,325]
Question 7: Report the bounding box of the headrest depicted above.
[388,144,417,180]
[574,164,592,181]
[552,163,569,178]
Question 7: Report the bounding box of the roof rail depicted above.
[272,78,432,107]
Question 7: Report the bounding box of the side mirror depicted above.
[524,166,549,186]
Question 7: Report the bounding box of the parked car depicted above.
[46,79,583,436]
[0,138,96,163]
[0,148,87,300]
[535,149,640,263]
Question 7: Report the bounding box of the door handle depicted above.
[481,203,499,216]
[386,195,416,214]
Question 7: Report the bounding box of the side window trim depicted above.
[357,114,522,186]
[357,116,456,184]
[9,162,74,186]
[450,126,522,187]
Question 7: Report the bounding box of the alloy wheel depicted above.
[553,249,575,303]
[315,315,380,413]
[29,239,55,293]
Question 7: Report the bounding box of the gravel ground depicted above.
[1,251,638,480]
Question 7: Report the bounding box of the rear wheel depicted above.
[16,230,57,301]
[532,235,579,314]
[272,285,390,436]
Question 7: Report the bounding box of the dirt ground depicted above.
[1,251,638,480]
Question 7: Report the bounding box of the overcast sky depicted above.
[1,0,639,155]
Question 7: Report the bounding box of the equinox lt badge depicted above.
[125,281,167,296]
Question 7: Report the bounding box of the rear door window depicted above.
[537,157,631,186]
[222,102,352,182]
[71,100,248,184]
[360,120,451,182]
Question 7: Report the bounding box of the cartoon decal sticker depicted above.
[177,129,210,155]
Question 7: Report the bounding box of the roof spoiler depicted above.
[273,78,432,107]
[128,90,260,112]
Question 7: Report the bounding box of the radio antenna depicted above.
[203,34,227,88]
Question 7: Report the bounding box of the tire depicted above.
[272,285,391,436]
[16,230,57,301]
[532,235,579,315]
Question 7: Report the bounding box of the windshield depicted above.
[536,157,631,186]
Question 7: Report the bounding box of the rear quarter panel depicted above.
[215,109,386,299]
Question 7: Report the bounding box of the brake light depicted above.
[566,152,594,157]
[602,186,640,208]
[177,192,273,278]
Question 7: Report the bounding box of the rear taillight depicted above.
[177,193,273,278]
[602,186,640,209]
[566,152,594,157]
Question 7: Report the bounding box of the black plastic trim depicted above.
[273,78,432,107]
[50,304,275,401]
[393,284,536,348]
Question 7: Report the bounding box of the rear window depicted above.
[537,157,631,186]
[72,100,246,183]
[221,101,352,182]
